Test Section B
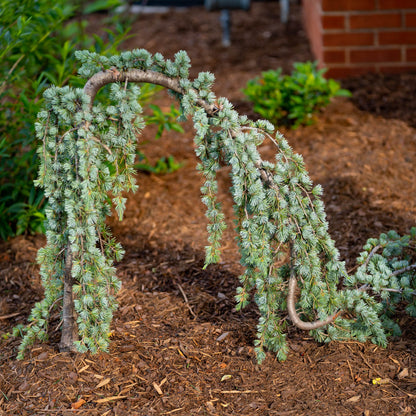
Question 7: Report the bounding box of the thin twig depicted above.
[364,244,382,268]
[48,296,63,313]
[346,359,354,382]
[0,312,21,320]
[0,54,25,95]
[359,285,416,296]
[390,264,416,277]
[176,283,196,318]
[91,136,112,154]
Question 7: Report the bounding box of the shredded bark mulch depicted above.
[1,3,416,415]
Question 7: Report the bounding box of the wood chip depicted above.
[372,378,390,385]
[119,344,136,352]
[161,408,184,415]
[0,312,21,320]
[71,398,86,409]
[397,368,409,379]
[94,396,127,403]
[78,365,89,374]
[206,401,216,412]
[214,390,263,394]
[153,382,163,395]
[95,378,111,388]
[346,395,361,403]
[36,352,49,361]
[216,332,230,342]
[17,381,30,392]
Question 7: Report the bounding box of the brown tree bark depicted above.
[59,244,78,352]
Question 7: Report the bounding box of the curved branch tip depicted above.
[287,269,340,331]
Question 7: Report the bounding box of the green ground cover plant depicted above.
[13,49,416,363]
[243,61,351,128]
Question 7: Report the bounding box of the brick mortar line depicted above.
[322,28,416,34]
[320,9,373,14]
[323,62,416,67]
[322,10,416,16]
[323,45,404,49]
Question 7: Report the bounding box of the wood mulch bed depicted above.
[1,3,416,415]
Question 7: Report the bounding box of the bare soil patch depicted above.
[1,3,416,415]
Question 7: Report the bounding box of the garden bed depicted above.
[1,3,416,415]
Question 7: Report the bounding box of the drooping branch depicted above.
[82,62,416,344]
[84,67,343,333]
[286,243,340,331]
[287,270,340,330]
[83,68,218,115]
[84,68,277,189]
[364,244,382,268]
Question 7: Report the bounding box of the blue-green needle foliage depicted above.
[18,49,416,362]
[17,72,143,358]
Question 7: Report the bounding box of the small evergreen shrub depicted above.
[243,62,351,128]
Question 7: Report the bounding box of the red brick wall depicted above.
[302,0,416,78]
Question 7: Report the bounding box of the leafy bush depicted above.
[135,154,184,175]
[0,0,181,240]
[243,61,351,128]
[0,0,129,240]
[0,1,73,239]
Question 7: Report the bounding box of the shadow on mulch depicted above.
[321,175,416,268]
[342,71,416,129]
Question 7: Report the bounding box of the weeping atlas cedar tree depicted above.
[15,49,416,363]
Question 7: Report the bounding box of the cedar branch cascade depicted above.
[16,49,416,362]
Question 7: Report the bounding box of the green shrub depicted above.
[243,61,351,129]
[0,0,180,240]
[0,0,76,239]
